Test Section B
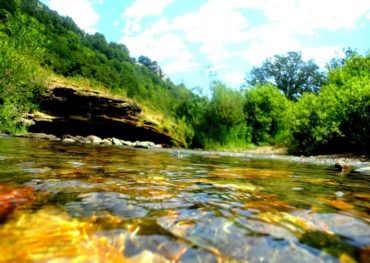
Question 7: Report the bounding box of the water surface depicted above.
[0,138,369,262]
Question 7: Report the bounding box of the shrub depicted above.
[0,42,46,133]
[199,82,251,149]
[244,85,290,145]
[287,54,370,154]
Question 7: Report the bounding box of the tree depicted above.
[287,54,370,155]
[138,55,163,78]
[327,48,358,69]
[246,51,326,100]
[0,0,18,18]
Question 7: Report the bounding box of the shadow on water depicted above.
[0,138,369,262]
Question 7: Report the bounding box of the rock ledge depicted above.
[25,86,180,147]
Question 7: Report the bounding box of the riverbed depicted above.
[0,138,369,262]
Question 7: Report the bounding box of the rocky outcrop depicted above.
[25,85,181,147]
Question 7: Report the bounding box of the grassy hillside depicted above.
[0,0,199,145]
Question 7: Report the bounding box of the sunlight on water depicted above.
[0,138,369,262]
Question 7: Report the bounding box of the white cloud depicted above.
[123,0,175,35]
[240,0,370,65]
[49,0,99,33]
[121,28,199,74]
[123,0,175,19]
[232,0,370,33]
[301,46,342,68]
[120,0,370,85]
[224,72,244,86]
[172,3,249,45]
[242,24,301,65]
[163,58,199,74]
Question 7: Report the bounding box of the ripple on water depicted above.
[292,211,370,247]
[67,161,85,168]
[0,138,369,262]
[158,210,337,263]
[26,179,99,193]
[65,192,148,219]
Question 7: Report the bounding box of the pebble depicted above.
[335,191,345,198]
[62,138,76,144]
[86,135,103,145]
[112,138,123,146]
[134,141,155,149]
[102,139,112,146]
[58,135,163,150]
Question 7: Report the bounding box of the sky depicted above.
[40,0,370,91]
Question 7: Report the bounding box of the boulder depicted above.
[334,161,353,173]
[112,138,123,146]
[134,141,156,149]
[86,135,103,145]
[121,140,135,147]
[15,132,60,141]
[62,138,76,144]
[102,138,112,146]
[0,133,10,138]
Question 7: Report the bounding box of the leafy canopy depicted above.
[246,51,326,100]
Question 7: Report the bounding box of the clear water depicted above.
[0,138,369,262]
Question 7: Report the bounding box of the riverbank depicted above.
[1,134,369,174]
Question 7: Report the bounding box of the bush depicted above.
[244,85,290,145]
[199,82,251,149]
[0,42,46,133]
[287,54,370,154]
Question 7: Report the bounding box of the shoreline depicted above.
[1,132,369,164]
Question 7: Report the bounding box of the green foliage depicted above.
[246,51,326,100]
[198,82,251,149]
[287,54,370,154]
[0,9,46,133]
[327,48,358,70]
[1,0,368,155]
[244,85,290,145]
[0,0,199,143]
[0,10,45,59]
[0,42,46,134]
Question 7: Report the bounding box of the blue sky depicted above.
[40,0,370,91]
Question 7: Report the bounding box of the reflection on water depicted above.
[0,138,369,262]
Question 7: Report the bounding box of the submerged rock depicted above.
[0,184,35,223]
[65,192,148,219]
[15,132,60,141]
[334,161,353,173]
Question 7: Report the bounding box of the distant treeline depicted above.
[0,0,369,154]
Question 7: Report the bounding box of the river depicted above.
[0,138,369,262]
